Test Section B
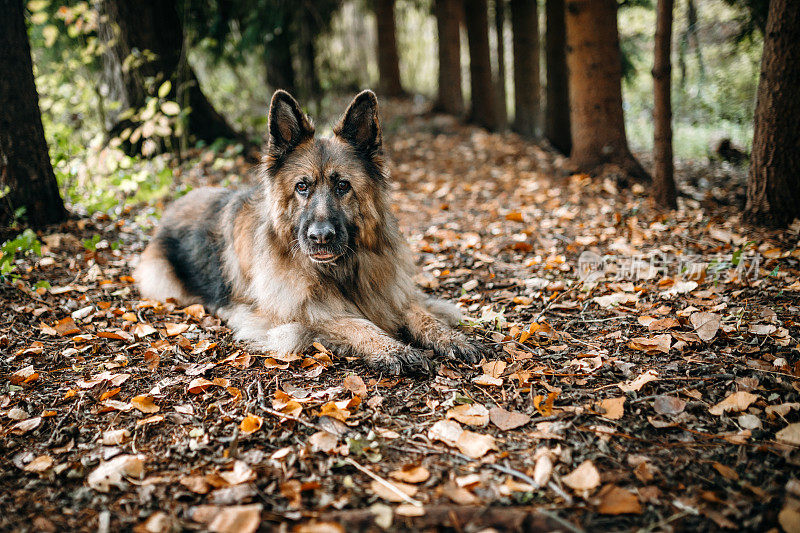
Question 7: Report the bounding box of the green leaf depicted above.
[160,101,180,116]
[158,80,172,98]
[42,25,58,47]
[27,0,49,12]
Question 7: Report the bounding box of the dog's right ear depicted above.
[266,90,314,166]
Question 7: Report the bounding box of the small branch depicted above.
[344,457,423,507]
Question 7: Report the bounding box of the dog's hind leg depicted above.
[220,305,312,354]
[134,240,197,305]
[423,296,465,326]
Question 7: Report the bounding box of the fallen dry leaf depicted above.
[23,455,54,473]
[482,360,507,378]
[165,322,189,336]
[343,374,367,397]
[595,396,625,420]
[488,406,531,430]
[208,504,262,533]
[446,403,490,427]
[618,370,659,393]
[9,416,42,435]
[597,485,642,514]
[647,317,680,331]
[55,316,80,336]
[87,454,144,492]
[562,460,601,492]
[653,395,686,416]
[455,430,497,459]
[219,461,256,485]
[472,374,503,386]
[389,465,430,484]
[690,312,721,342]
[308,431,339,453]
[428,419,463,446]
[776,423,800,446]
[708,391,758,416]
[239,413,263,435]
[369,479,418,503]
[101,429,131,445]
[131,395,160,413]
[629,334,672,354]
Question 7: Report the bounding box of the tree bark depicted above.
[265,24,298,95]
[434,0,465,115]
[375,0,404,97]
[510,0,539,138]
[0,0,67,228]
[565,0,649,182]
[544,0,570,153]
[744,0,800,227]
[653,0,677,209]
[493,0,508,130]
[463,0,499,131]
[98,0,247,148]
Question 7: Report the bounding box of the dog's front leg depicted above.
[402,303,482,364]
[317,317,432,375]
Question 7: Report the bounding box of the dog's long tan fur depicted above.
[135,90,480,374]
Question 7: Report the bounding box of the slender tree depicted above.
[565,0,649,182]
[653,0,677,209]
[544,0,570,154]
[434,0,464,115]
[98,0,247,148]
[0,0,67,227]
[744,0,800,227]
[510,0,539,137]
[375,0,404,97]
[463,0,499,130]
[493,0,508,130]
[265,21,297,94]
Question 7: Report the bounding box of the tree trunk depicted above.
[434,0,465,115]
[544,0,570,153]
[652,0,677,209]
[565,0,649,182]
[0,0,67,228]
[265,24,298,95]
[463,0,499,131]
[99,0,247,148]
[744,0,800,227]
[375,0,404,97]
[297,10,321,103]
[510,0,539,137]
[494,0,508,130]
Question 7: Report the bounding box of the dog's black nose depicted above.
[308,221,336,244]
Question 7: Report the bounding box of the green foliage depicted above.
[1,230,42,280]
[620,2,762,158]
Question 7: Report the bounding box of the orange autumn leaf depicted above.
[240,413,263,435]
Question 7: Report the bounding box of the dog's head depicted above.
[263,90,387,266]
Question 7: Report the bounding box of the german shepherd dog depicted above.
[135,90,481,374]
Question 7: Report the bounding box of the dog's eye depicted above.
[335,180,351,195]
[295,182,309,195]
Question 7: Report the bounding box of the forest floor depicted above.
[1,99,799,533]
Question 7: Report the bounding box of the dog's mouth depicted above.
[308,250,343,263]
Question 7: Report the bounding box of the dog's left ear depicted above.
[334,90,382,157]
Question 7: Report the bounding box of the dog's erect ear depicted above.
[334,90,382,156]
[267,90,314,165]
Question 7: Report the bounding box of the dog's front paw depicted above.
[432,336,483,365]
[366,345,433,376]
